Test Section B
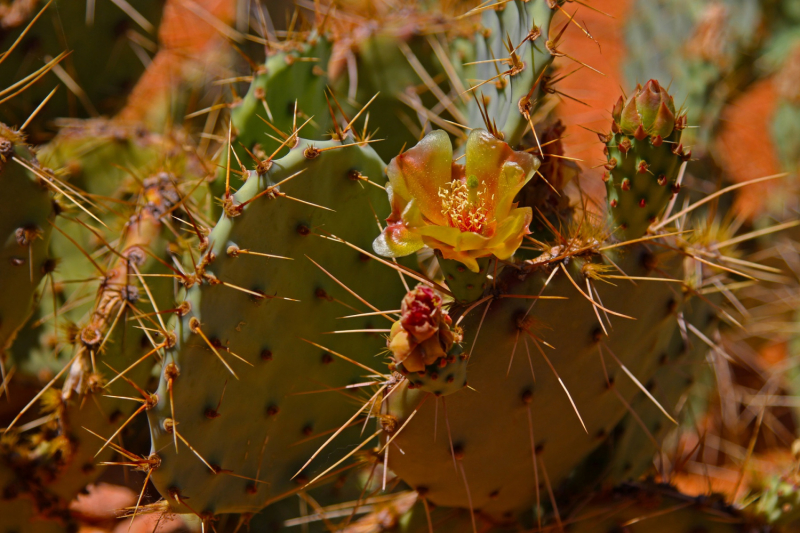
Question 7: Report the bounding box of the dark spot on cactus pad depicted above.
[452,444,465,460]
[321,352,333,365]
[640,251,657,271]
[260,348,273,361]
[296,224,310,236]
[42,257,57,273]
[250,288,266,304]
[521,389,533,405]
[315,287,331,300]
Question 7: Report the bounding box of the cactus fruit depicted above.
[603,80,690,241]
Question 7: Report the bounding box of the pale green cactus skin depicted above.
[0,120,199,533]
[600,295,719,484]
[148,137,408,516]
[461,0,557,148]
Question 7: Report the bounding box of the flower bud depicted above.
[388,286,462,373]
[614,79,678,138]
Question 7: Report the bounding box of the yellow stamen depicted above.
[438,180,492,234]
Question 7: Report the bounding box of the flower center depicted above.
[439,177,491,234]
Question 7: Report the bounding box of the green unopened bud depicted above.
[614,79,677,137]
[650,101,676,138]
[611,96,624,123]
[619,95,640,132]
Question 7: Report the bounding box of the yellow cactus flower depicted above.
[373,129,539,272]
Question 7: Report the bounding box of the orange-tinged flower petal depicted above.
[387,129,452,225]
[373,220,425,257]
[484,207,532,259]
[374,129,539,271]
[419,335,447,366]
[427,243,482,272]
[464,129,537,220]
[416,224,465,249]
[388,324,413,360]
[401,350,427,373]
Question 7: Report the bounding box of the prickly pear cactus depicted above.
[0,166,185,530]
[603,80,690,240]
[382,244,686,516]
[147,136,407,516]
[461,0,558,147]
[0,1,796,532]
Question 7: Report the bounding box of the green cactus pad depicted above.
[0,125,54,367]
[147,138,408,516]
[384,245,687,517]
[462,0,557,147]
[604,80,689,241]
[604,131,685,240]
